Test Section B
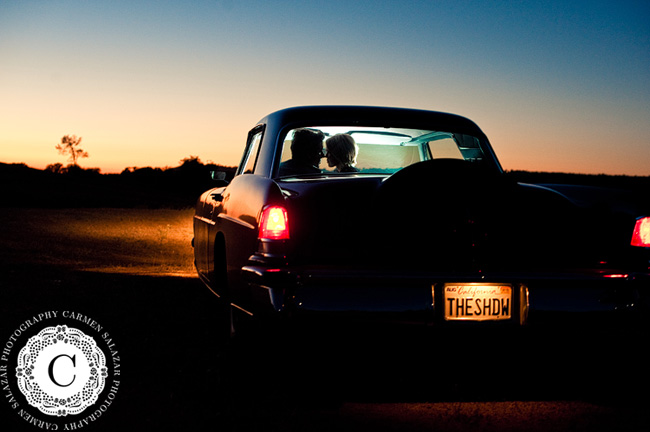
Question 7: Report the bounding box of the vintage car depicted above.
[193,106,649,352]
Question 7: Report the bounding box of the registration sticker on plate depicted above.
[444,284,512,321]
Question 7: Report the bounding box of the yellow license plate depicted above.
[444,284,512,321]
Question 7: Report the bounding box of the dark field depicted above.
[1,208,648,431]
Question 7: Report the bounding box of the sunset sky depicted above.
[1,0,649,175]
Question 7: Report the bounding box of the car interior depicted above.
[277,126,486,177]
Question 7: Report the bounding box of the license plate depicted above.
[444,284,512,321]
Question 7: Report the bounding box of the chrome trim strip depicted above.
[193,215,216,226]
[519,284,530,326]
[232,303,254,317]
[217,213,256,230]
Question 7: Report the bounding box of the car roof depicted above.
[256,106,487,138]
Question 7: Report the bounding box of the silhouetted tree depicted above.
[179,155,202,168]
[56,135,88,166]
[45,163,64,174]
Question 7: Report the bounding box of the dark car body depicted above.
[193,106,649,341]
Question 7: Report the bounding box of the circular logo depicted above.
[15,325,108,417]
[2,311,120,430]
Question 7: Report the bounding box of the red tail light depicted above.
[259,206,290,240]
[631,216,650,247]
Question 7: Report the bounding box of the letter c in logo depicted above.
[48,354,76,387]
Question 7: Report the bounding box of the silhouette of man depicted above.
[278,128,325,176]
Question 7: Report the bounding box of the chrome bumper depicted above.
[242,265,649,328]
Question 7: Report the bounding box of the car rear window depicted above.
[277,126,487,178]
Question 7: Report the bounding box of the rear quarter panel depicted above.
[209,174,285,306]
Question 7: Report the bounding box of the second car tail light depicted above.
[259,205,290,240]
[631,216,650,247]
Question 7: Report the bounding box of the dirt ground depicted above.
[1,208,648,431]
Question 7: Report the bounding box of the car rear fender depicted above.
[213,174,285,305]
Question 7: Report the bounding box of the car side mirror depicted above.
[210,170,229,186]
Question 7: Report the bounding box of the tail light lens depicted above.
[259,206,290,240]
[631,216,650,247]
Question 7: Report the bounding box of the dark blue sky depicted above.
[1,0,649,174]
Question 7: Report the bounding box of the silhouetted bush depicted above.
[1,161,236,208]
